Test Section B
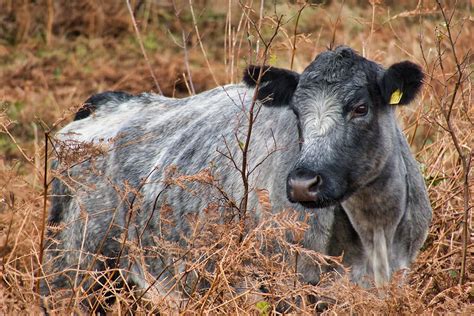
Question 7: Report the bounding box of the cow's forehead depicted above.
[299,46,381,87]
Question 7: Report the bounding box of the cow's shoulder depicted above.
[74,91,134,121]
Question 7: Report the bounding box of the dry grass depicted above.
[0,0,473,314]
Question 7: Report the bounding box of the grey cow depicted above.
[42,46,431,308]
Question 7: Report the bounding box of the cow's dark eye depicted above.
[353,104,368,117]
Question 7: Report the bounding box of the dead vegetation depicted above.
[0,0,472,314]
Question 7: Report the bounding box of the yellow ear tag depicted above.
[389,89,403,105]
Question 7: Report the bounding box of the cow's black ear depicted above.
[243,65,300,106]
[380,61,424,106]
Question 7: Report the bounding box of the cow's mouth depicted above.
[296,198,339,209]
[288,189,351,209]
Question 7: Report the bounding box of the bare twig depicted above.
[188,0,220,86]
[290,3,306,70]
[434,0,472,285]
[1,193,15,268]
[365,0,377,58]
[125,0,163,95]
[238,15,284,240]
[45,0,54,45]
[35,131,49,295]
[256,0,265,56]
[172,0,195,95]
[329,0,345,50]
[1,122,34,165]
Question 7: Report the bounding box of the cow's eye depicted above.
[353,104,368,117]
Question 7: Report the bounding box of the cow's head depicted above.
[243,46,424,208]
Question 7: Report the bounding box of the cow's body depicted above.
[42,47,431,306]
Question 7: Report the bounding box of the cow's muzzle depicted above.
[287,168,322,202]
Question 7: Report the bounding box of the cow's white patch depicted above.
[57,105,144,145]
[302,94,340,138]
[372,227,390,287]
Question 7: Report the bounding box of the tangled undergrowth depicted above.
[0,0,472,314]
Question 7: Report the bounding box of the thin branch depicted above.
[172,0,195,95]
[125,0,163,95]
[188,0,220,86]
[290,4,306,70]
[238,15,284,238]
[35,131,49,295]
[329,0,345,50]
[256,0,265,56]
[435,0,472,285]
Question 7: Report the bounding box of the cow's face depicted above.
[243,46,423,208]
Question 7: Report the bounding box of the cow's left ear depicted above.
[380,61,424,106]
[243,65,300,106]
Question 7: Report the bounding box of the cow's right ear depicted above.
[243,65,300,106]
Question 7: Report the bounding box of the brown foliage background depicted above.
[0,0,472,314]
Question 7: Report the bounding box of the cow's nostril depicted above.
[287,169,322,202]
[308,175,322,193]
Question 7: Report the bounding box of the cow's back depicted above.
[43,84,337,298]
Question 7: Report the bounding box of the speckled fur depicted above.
[42,47,431,301]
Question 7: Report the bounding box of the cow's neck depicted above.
[341,151,408,286]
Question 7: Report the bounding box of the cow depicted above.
[41,46,431,310]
